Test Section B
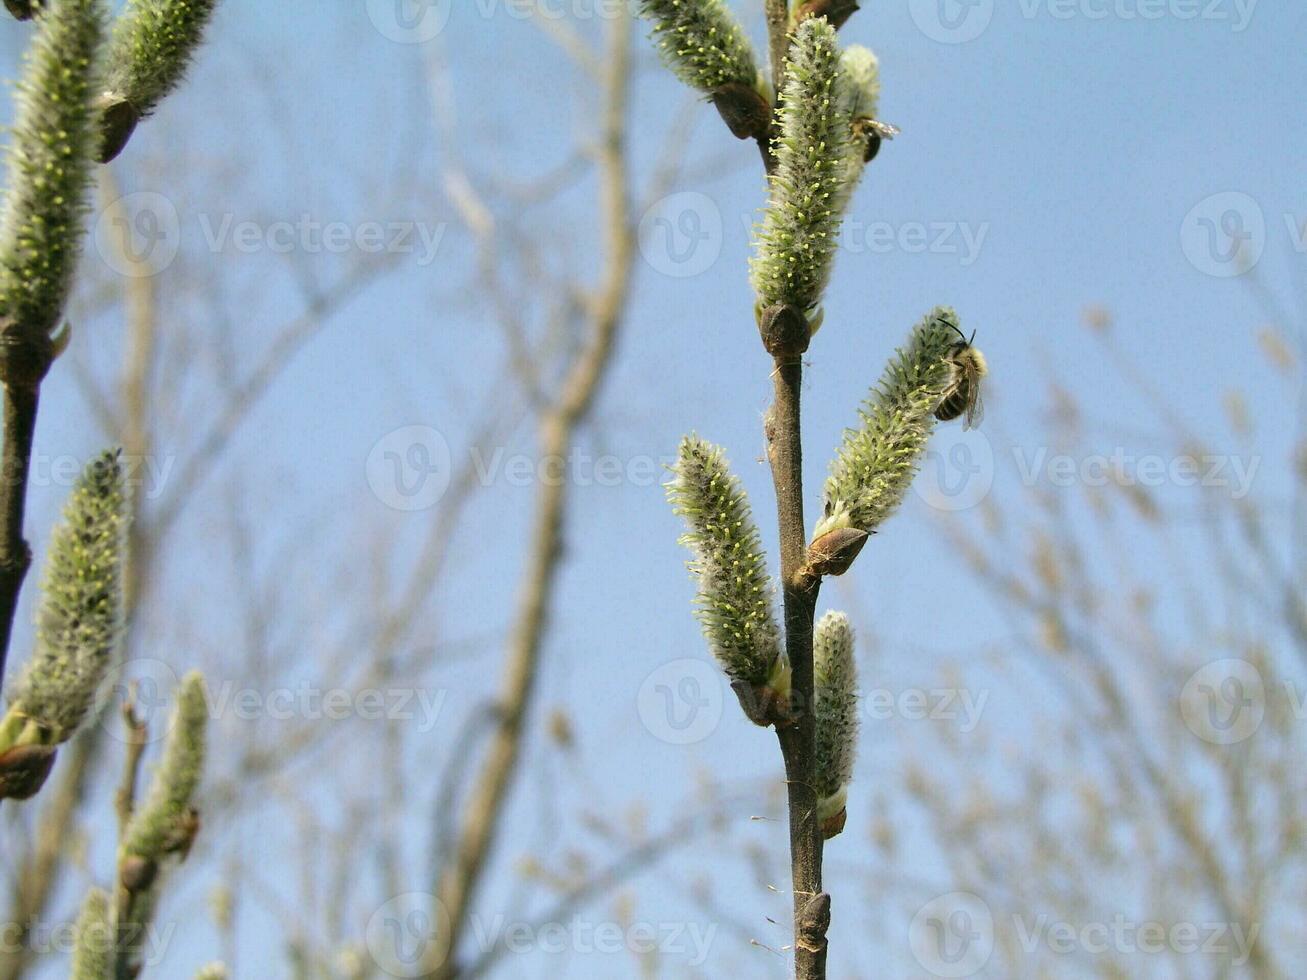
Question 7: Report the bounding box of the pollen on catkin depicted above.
[121,671,207,863]
[749,17,854,317]
[0,0,106,339]
[667,435,783,689]
[105,0,217,116]
[814,307,962,541]
[70,888,113,980]
[3,450,129,747]
[813,611,857,831]
[639,0,760,95]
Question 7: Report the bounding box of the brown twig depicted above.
[765,357,828,979]
[0,378,39,698]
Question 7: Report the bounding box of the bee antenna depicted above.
[945,321,968,343]
[968,329,977,345]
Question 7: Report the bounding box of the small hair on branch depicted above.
[667,435,791,725]
[638,0,770,141]
[812,307,969,559]
[98,0,220,162]
[750,17,856,335]
[0,0,106,353]
[812,610,857,839]
[0,449,129,800]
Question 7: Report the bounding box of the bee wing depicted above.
[963,388,985,430]
[865,119,900,140]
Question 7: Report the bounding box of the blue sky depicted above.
[3,0,1305,977]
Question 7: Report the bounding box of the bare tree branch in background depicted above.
[883,307,1304,979]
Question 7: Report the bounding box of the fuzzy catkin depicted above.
[812,611,857,811]
[0,0,106,338]
[5,450,129,745]
[815,307,961,540]
[749,17,853,316]
[837,45,880,122]
[70,888,114,980]
[121,672,207,861]
[667,435,782,687]
[639,0,759,95]
[105,0,218,116]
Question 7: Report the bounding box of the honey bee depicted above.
[935,325,987,429]
[853,118,900,163]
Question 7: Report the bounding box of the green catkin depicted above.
[837,45,880,121]
[749,17,853,316]
[836,43,881,182]
[105,0,218,116]
[667,435,784,688]
[0,0,106,338]
[815,307,962,540]
[70,888,114,980]
[121,672,207,862]
[2,450,129,748]
[812,611,857,821]
[638,0,760,95]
